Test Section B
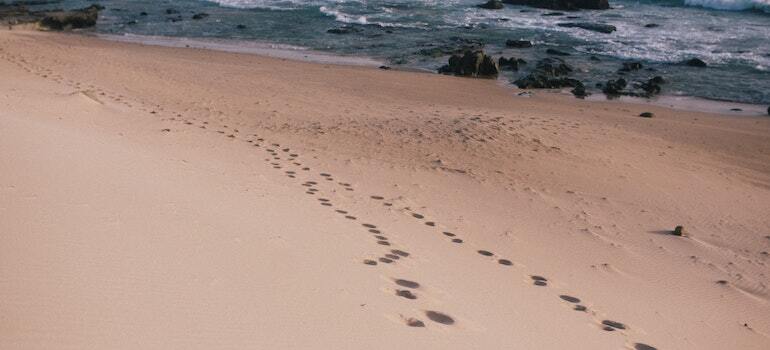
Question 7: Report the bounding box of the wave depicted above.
[683,0,770,12]
[207,0,314,10]
[318,5,428,28]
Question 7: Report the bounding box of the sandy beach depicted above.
[1,29,769,349]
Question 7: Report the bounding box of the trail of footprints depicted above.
[3,52,656,348]
[170,117,657,348]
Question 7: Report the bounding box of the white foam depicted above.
[684,0,770,12]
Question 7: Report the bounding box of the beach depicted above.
[1,29,770,349]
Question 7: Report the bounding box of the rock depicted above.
[506,39,533,48]
[557,22,616,33]
[438,50,499,78]
[602,78,627,96]
[477,0,504,9]
[192,12,209,20]
[639,112,654,118]
[38,5,102,30]
[644,23,659,28]
[619,62,643,72]
[165,8,179,15]
[378,65,391,70]
[236,24,247,29]
[140,12,148,16]
[502,0,609,11]
[498,56,520,71]
[571,83,588,98]
[672,225,685,236]
[682,58,707,67]
[543,12,565,16]
[546,48,571,56]
[514,57,581,89]
[767,106,770,116]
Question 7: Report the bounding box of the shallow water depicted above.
[27,0,770,105]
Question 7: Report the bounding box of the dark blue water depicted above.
[26,0,770,104]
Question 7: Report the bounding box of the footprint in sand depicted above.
[412,213,425,219]
[371,195,384,200]
[396,290,417,299]
[425,311,455,325]
[363,259,378,266]
[601,320,626,331]
[634,343,657,350]
[379,257,394,264]
[498,259,513,266]
[405,318,425,327]
[478,250,494,257]
[559,295,581,303]
[391,249,410,257]
[531,275,548,286]
[394,279,420,289]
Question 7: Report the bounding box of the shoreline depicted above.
[96,32,770,117]
[2,29,769,350]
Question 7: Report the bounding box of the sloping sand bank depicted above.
[1,30,769,349]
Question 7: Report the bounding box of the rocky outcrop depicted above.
[438,50,499,78]
[502,0,609,11]
[1,3,103,30]
[619,62,642,72]
[598,76,667,98]
[546,48,570,56]
[557,22,616,33]
[513,57,582,89]
[477,0,504,9]
[498,57,522,71]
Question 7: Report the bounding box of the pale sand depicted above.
[1,30,769,349]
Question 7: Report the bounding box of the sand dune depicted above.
[1,30,769,349]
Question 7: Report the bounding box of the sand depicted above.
[1,29,769,350]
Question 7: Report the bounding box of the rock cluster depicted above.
[438,50,500,78]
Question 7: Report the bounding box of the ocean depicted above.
[22,0,770,106]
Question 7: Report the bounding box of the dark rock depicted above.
[644,23,659,28]
[557,22,616,33]
[506,39,533,48]
[477,0,504,9]
[571,83,588,98]
[438,50,499,78]
[165,8,179,15]
[192,12,209,20]
[639,112,654,118]
[502,0,609,10]
[619,61,643,72]
[498,56,520,71]
[682,58,707,67]
[38,5,102,30]
[514,58,580,89]
[379,65,391,70]
[602,78,627,96]
[236,24,247,29]
[673,225,685,236]
[543,12,565,16]
[139,12,148,16]
[546,48,571,56]
[767,106,769,116]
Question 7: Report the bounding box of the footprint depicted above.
[425,311,455,325]
[362,223,377,229]
[634,343,657,350]
[443,232,456,237]
[478,250,494,257]
[451,239,463,244]
[345,216,357,220]
[531,275,548,286]
[559,295,581,303]
[396,290,417,300]
[385,254,400,260]
[601,320,626,330]
[369,229,382,234]
[363,259,377,266]
[371,195,384,200]
[379,257,394,264]
[336,210,348,214]
[394,279,420,289]
[391,249,410,257]
[412,213,425,219]
[405,318,425,327]
[377,241,391,246]
[498,259,512,266]
[574,305,587,312]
